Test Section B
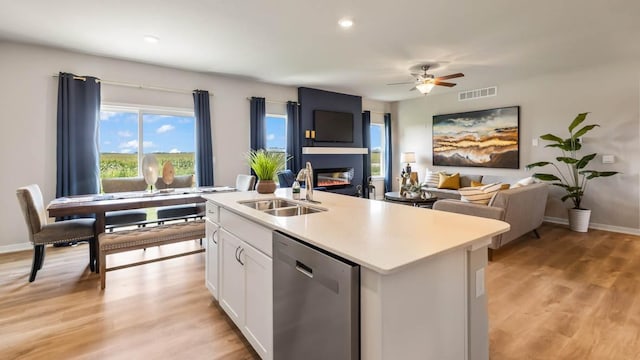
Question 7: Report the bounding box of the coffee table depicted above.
[384,191,438,208]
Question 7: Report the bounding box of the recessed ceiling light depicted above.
[143,35,160,44]
[338,18,353,28]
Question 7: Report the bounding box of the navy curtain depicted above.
[250,97,266,151]
[286,101,300,171]
[362,111,371,198]
[384,113,392,193]
[193,90,214,186]
[56,72,101,198]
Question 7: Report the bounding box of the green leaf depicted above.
[580,170,619,179]
[540,134,564,144]
[556,156,578,164]
[526,161,552,169]
[561,194,573,202]
[551,183,570,189]
[532,173,561,181]
[573,124,599,139]
[568,112,589,132]
[597,171,619,177]
[575,153,597,169]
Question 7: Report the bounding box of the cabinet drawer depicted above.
[206,201,220,223]
[220,208,272,257]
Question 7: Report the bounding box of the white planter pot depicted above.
[568,208,591,232]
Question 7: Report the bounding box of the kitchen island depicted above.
[203,188,509,360]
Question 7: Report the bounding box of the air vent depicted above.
[458,86,497,101]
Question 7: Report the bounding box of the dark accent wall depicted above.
[298,87,363,193]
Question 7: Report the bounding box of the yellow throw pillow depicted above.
[470,180,484,187]
[438,173,460,189]
[500,183,511,190]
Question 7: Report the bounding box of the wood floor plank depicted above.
[2,223,640,359]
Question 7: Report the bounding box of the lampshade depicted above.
[401,152,416,163]
[416,82,435,94]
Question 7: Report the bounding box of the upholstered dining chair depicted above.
[16,184,96,282]
[236,174,256,191]
[276,170,296,188]
[102,177,148,230]
[156,174,202,221]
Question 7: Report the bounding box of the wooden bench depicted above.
[98,219,205,289]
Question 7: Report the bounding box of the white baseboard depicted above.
[0,242,32,254]
[544,216,640,236]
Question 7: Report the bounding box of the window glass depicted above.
[99,111,139,178]
[99,106,195,180]
[370,123,385,176]
[265,114,288,170]
[142,114,195,176]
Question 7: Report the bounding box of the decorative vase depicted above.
[255,179,276,194]
[568,208,591,232]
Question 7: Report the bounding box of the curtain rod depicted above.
[246,97,299,105]
[52,74,214,97]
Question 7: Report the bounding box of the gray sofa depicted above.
[421,174,483,199]
[432,182,549,260]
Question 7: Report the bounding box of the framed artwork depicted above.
[432,106,519,169]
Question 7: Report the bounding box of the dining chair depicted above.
[16,184,96,282]
[102,177,148,230]
[156,174,202,221]
[236,174,256,191]
[277,170,296,188]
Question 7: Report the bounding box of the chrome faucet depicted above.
[296,161,316,202]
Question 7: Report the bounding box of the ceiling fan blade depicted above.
[435,73,464,81]
[409,87,417,91]
[387,81,415,85]
[434,81,457,87]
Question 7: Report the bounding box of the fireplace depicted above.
[314,167,354,190]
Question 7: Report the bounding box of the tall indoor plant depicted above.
[526,112,618,232]
[246,149,289,194]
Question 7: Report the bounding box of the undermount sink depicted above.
[239,198,326,217]
[239,199,298,211]
[263,206,325,217]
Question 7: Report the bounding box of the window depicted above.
[99,105,196,179]
[370,123,385,177]
[265,114,288,169]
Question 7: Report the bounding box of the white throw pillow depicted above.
[423,169,440,188]
[510,176,536,189]
[459,183,502,205]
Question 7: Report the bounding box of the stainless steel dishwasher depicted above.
[273,231,360,360]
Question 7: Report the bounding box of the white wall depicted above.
[392,62,640,231]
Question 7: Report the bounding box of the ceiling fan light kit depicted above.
[388,64,464,95]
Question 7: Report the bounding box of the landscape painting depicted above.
[432,106,519,168]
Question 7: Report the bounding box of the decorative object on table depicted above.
[401,182,423,198]
[526,112,618,232]
[159,161,176,193]
[432,106,519,168]
[398,171,418,196]
[246,149,290,194]
[400,152,416,175]
[141,154,159,191]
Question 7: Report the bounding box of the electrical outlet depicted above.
[602,155,615,164]
[532,138,539,147]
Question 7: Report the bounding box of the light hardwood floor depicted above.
[1,223,639,359]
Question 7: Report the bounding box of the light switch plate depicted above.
[532,138,539,147]
[475,268,485,298]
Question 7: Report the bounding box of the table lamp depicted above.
[400,152,416,174]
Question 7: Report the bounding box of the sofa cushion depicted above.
[423,170,440,188]
[459,183,502,205]
[438,173,460,189]
[460,174,483,188]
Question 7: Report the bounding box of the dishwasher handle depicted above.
[295,260,313,278]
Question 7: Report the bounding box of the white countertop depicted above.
[204,189,509,274]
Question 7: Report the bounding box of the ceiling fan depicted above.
[388,64,464,94]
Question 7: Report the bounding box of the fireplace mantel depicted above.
[302,147,368,155]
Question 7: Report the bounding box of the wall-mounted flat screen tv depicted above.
[313,110,354,143]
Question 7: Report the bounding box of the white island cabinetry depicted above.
[204,202,220,299]
[207,205,273,360]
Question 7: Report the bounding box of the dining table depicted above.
[47,187,235,272]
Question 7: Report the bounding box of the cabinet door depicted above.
[241,242,273,360]
[205,219,219,299]
[219,229,245,327]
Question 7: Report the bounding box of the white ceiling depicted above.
[1,0,639,101]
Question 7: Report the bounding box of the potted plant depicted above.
[246,149,289,194]
[526,112,618,232]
